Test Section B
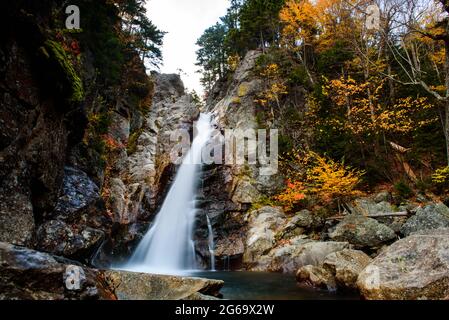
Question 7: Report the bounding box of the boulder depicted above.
[323,249,372,290]
[276,210,320,240]
[400,203,449,236]
[102,270,223,300]
[243,206,286,264]
[36,220,104,262]
[0,242,113,300]
[349,197,394,216]
[357,228,449,300]
[329,214,396,248]
[296,265,336,291]
[52,166,101,220]
[267,239,350,273]
[373,191,392,203]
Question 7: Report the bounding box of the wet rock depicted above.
[36,220,104,262]
[0,242,113,300]
[102,270,223,300]
[400,203,449,236]
[52,166,101,221]
[323,249,372,290]
[296,265,337,291]
[357,228,449,300]
[329,214,396,248]
[0,242,224,300]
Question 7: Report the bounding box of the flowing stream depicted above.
[124,113,213,274]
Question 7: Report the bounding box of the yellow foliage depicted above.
[275,150,364,210]
[255,63,288,111]
[323,76,436,136]
[227,54,241,72]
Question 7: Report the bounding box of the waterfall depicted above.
[206,215,215,271]
[124,113,212,274]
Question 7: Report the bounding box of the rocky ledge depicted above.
[0,242,223,300]
[236,193,449,299]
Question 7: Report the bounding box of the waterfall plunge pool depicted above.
[184,271,359,300]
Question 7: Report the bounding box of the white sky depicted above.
[146,0,229,96]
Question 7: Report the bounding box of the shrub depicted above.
[394,181,414,199]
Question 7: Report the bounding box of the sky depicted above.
[145,0,229,96]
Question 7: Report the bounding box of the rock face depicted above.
[0,38,70,246]
[36,220,104,262]
[51,166,101,221]
[108,73,199,225]
[243,206,286,264]
[0,242,223,300]
[329,214,396,248]
[95,73,200,265]
[199,50,284,267]
[400,203,449,236]
[357,228,449,300]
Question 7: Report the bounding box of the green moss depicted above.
[127,128,144,155]
[249,196,278,212]
[44,40,84,103]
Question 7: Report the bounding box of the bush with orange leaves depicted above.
[276,150,364,212]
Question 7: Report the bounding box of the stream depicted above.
[186,271,359,300]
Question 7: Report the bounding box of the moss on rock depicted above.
[44,40,84,103]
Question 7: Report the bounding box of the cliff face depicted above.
[96,74,200,266]
[197,50,284,268]
[0,1,201,266]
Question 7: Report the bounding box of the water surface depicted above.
[187,271,359,300]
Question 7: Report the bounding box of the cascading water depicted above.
[206,215,215,271]
[124,113,213,274]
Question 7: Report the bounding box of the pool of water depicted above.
[186,271,359,300]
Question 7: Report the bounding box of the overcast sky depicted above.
[146,0,229,96]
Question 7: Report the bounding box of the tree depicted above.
[196,23,228,90]
[358,0,449,164]
[116,0,165,68]
[276,150,364,212]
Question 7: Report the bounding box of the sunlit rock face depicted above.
[357,228,449,300]
[197,50,284,269]
[94,73,200,266]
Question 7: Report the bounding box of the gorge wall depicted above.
[0,1,201,267]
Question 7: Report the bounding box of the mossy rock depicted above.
[43,40,84,103]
